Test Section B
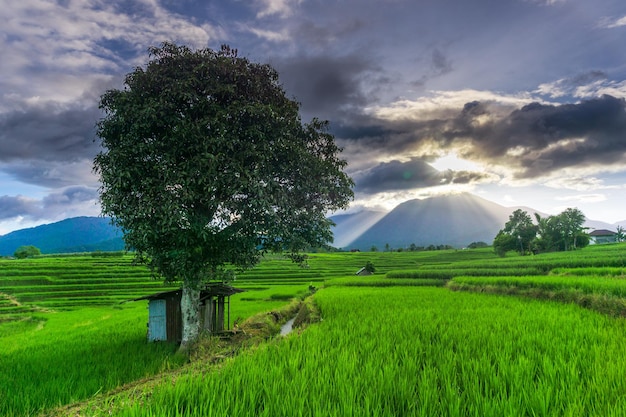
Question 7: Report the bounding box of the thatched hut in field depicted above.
[133,283,244,343]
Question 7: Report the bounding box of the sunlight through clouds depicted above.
[2,0,626,232]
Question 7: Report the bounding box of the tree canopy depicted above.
[493,208,588,256]
[93,43,353,349]
[493,209,537,256]
[13,245,41,259]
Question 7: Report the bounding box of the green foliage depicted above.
[467,241,489,249]
[534,208,588,252]
[84,287,626,416]
[493,231,518,257]
[364,260,376,273]
[0,304,186,417]
[94,42,353,345]
[94,42,353,287]
[8,246,626,415]
[13,245,41,259]
[494,209,537,256]
[495,208,589,256]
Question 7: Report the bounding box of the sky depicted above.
[2,0,626,235]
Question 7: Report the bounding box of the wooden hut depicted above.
[134,284,244,343]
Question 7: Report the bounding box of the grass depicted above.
[6,244,626,415]
[0,303,186,417]
[79,287,626,416]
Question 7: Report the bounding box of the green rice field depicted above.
[3,244,626,416]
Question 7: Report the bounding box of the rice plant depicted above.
[84,287,626,416]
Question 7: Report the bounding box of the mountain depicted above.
[1,193,619,255]
[333,194,514,250]
[331,193,615,251]
[0,217,124,256]
[329,209,388,248]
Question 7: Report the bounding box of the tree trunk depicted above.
[179,282,200,352]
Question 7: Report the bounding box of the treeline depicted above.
[493,208,592,256]
[370,243,456,252]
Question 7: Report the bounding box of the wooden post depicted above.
[217,296,225,332]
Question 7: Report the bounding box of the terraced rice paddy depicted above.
[3,244,626,416]
[96,287,626,416]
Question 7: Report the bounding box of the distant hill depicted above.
[0,217,124,256]
[0,194,618,255]
[333,194,514,250]
[331,193,616,251]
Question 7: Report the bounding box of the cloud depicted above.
[599,15,626,29]
[544,176,618,192]
[0,103,101,164]
[352,158,496,195]
[0,186,100,222]
[275,54,378,118]
[42,186,99,211]
[0,195,40,220]
[244,26,290,42]
[0,0,222,105]
[255,0,301,18]
[338,93,626,183]
[555,194,608,203]
[536,71,608,98]
[431,48,453,76]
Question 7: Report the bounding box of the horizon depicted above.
[1,192,623,238]
[2,1,626,235]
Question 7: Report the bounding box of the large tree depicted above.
[94,43,353,350]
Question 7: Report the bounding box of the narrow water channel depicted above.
[280,317,296,336]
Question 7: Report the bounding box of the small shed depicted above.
[134,284,244,343]
[356,267,373,276]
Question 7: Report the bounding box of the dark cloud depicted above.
[339,94,626,181]
[0,186,99,222]
[274,54,378,119]
[353,158,494,194]
[42,186,99,208]
[294,18,367,50]
[3,159,98,188]
[431,48,452,76]
[0,103,101,163]
[0,195,40,220]
[507,95,626,176]
[567,71,608,87]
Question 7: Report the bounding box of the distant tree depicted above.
[617,226,625,243]
[575,232,590,249]
[370,245,378,252]
[385,243,391,252]
[533,208,588,252]
[409,243,417,252]
[493,231,517,257]
[493,209,537,256]
[467,241,489,249]
[533,213,557,253]
[94,43,353,350]
[14,245,41,259]
[559,208,587,250]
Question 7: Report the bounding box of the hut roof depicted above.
[133,284,244,302]
[589,229,616,236]
[201,283,245,299]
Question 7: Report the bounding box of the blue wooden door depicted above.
[148,299,167,341]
